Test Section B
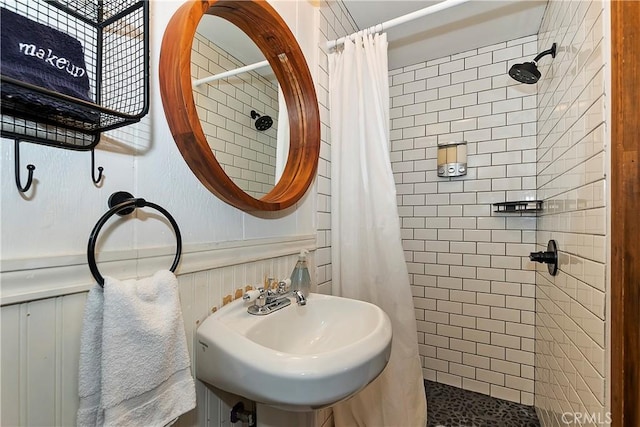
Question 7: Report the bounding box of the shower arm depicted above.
[533,43,557,64]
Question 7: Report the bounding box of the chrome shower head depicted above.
[250,110,273,131]
[508,43,557,84]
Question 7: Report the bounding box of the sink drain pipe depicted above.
[231,402,256,426]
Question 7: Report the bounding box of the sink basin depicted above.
[195,293,392,411]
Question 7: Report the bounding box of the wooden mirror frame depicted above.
[159,0,320,212]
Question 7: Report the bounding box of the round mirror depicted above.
[160,0,320,212]
[191,15,287,199]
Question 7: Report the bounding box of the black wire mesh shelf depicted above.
[493,200,542,213]
[0,0,149,150]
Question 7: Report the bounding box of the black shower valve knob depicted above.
[529,250,556,263]
[529,239,559,276]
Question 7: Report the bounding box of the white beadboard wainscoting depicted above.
[1,235,319,427]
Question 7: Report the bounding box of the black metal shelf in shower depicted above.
[492,200,542,213]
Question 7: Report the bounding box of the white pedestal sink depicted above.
[196,293,392,425]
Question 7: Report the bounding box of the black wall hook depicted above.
[14,140,35,192]
[91,149,104,184]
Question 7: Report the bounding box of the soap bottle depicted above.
[290,250,311,298]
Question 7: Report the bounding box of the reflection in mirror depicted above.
[160,0,320,212]
[191,15,289,199]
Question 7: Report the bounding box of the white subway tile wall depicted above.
[535,1,608,425]
[192,32,279,199]
[315,1,359,298]
[390,35,539,405]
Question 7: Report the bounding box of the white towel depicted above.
[77,283,104,426]
[77,270,196,426]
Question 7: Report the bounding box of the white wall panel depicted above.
[1,304,22,426]
[1,250,313,427]
[0,0,317,262]
[1,295,86,427]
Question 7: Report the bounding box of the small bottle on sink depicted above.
[290,250,311,298]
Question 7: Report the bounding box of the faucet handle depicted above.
[243,288,265,302]
[277,278,291,294]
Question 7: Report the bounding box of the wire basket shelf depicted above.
[0,0,149,150]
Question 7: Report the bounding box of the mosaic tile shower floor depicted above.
[425,380,540,427]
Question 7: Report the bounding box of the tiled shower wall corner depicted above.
[389,36,539,405]
[315,0,359,297]
[191,32,279,199]
[535,0,608,425]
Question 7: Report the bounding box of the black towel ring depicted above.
[87,191,182,287]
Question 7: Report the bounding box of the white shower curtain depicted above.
[329,33,427,427]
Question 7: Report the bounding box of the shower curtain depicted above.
[329,32,427,427]
[275,85,289,182]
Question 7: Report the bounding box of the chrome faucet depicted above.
[243,279,306,315]
[291,289,306,305]
[274,278,307,306]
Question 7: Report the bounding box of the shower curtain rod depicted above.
[326,0,471,50]
[192,60,269,87]
[193,0,471,86]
